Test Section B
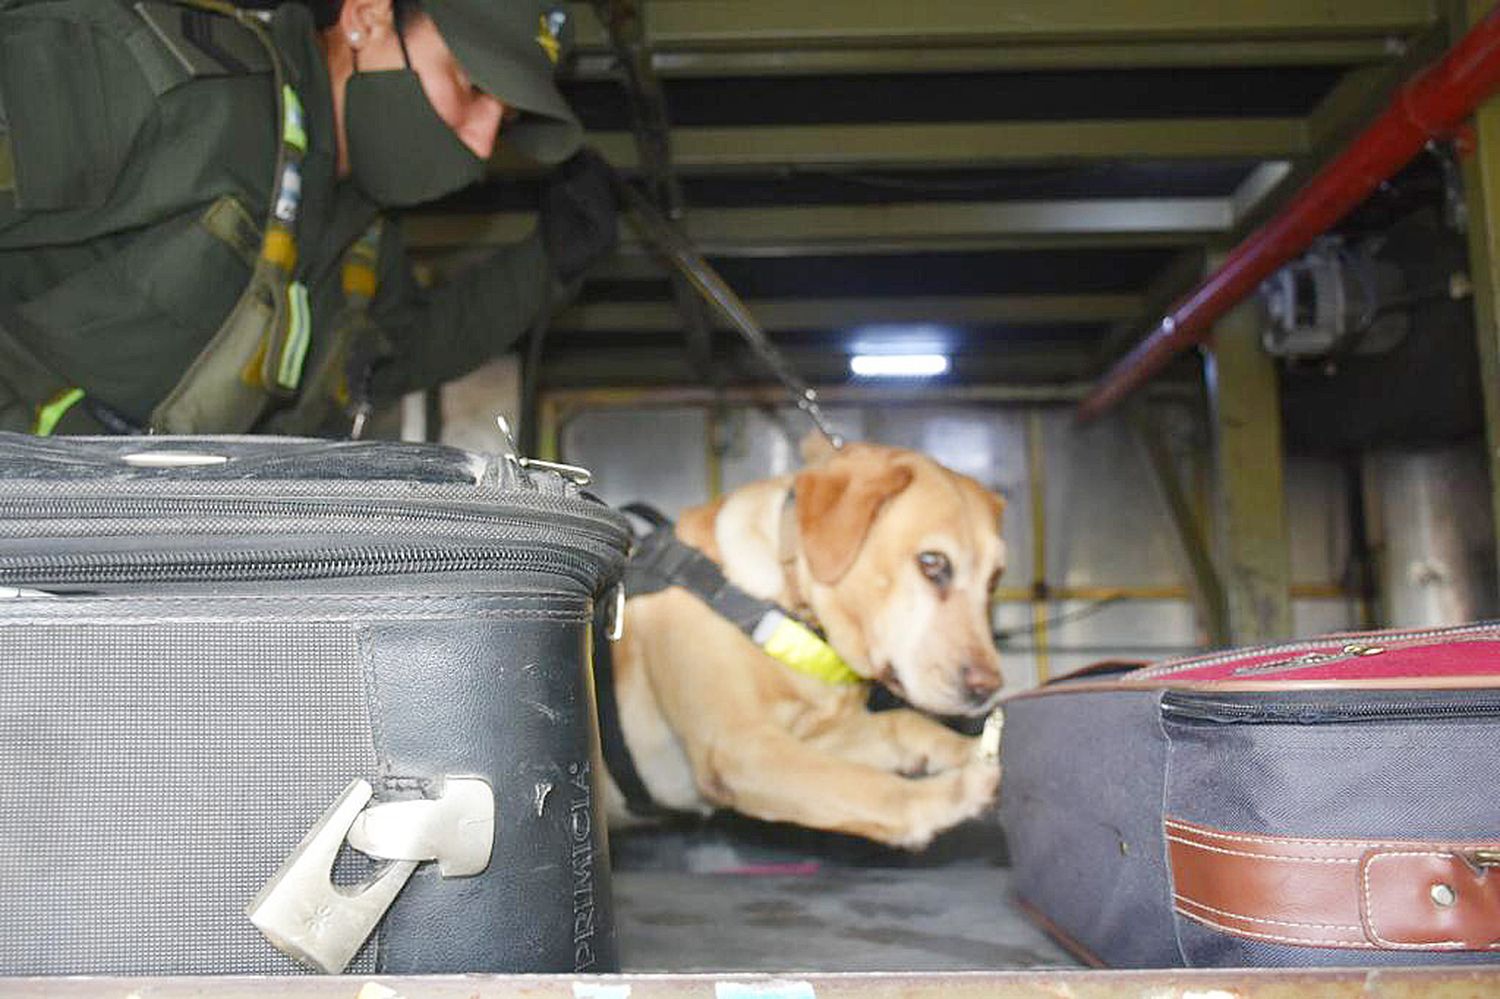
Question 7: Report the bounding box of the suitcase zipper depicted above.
[1160,691,1500,725]
[0,543,603,587]
[0,494,628,589]
[1142,619,1500,679]
[0,496,627,551]
[1228,642,1386,676]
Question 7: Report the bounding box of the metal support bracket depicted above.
[1128,401,1230,645]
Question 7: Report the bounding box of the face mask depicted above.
[344,68,487,207]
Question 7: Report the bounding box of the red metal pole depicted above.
[1077,6,1500,423]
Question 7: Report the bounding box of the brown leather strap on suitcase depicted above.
[1166,816,1500,951]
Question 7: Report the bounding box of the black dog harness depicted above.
[593,503,863,817]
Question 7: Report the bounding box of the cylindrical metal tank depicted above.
[1369,443,1498,627]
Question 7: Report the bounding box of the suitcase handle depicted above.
[120,450,231,468]
[246,776,494,973]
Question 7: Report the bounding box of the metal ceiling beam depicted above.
[605,232,1203,265]
[551,294,1142,332]
[492,120,1309,174]
[1231,27,1449,237]
[404,199,1232,256]
[545,382,1113,408]
[1094,247,1207,366]
[1079,9,1500,421]
[1229,161,1294,222]
[588,0,722,395]
[569,1,1434,49]
[539,343,1101,387]
[1455,0,1500,587]
[571,40,1402,79]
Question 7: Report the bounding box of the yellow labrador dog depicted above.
[606,439,1006,849]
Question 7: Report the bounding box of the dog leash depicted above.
[602,161,845,452]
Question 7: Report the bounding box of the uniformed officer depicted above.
[0,0,616,435]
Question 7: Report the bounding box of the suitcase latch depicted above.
[1468,848,1500,869]
[246,776,494,974]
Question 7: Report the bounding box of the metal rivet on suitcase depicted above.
[1431,883,1459,908]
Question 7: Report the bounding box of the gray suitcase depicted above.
[0,434,630,976]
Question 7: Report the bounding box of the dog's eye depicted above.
[916,551,952,589]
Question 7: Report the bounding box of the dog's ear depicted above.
[798,431,839,468]
[987,490,1007,526]
[794,454,914,584]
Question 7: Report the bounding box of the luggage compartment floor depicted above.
[615,867,1075,972]
[612,822,1077,972]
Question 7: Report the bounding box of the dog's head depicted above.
[793,441,1006,716]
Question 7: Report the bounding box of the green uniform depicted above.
[0,0,556,435]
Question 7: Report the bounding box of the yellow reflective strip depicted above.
[536,14,561,64]
[33,387,85,437]
[342,221,383,299]
[342,261,377,300]
[276,281,311,390]
[760,617,863,686]
[262,225,297,272]
[281,85,307,153]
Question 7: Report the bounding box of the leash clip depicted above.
[518,457,594,487]
[606,582,627,642]
[979,709,1004,763]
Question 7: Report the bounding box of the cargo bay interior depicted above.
[12,0,1492,992]
[374,0,1500,979]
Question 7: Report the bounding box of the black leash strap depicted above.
[593,503,724,819]
[624,519,771,635]
[594,502,857,817]
[590,599,664,818]
[601,161,844,453]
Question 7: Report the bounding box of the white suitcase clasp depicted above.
[247,776,494,974]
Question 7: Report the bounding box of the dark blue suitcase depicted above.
[999,624,1500,967]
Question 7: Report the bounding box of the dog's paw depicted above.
[894,755,1001,850]
[932,732,983,772]
[898,730,979,776]
[897,754,932,778]
[953,754,1001,819]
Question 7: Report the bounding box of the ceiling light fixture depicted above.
[849,353,950,378]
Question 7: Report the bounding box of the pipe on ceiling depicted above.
[1077,7,1500,423]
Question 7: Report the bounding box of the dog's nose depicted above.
[962,663,1002,703]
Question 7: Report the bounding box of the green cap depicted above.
[423,0,583,165]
